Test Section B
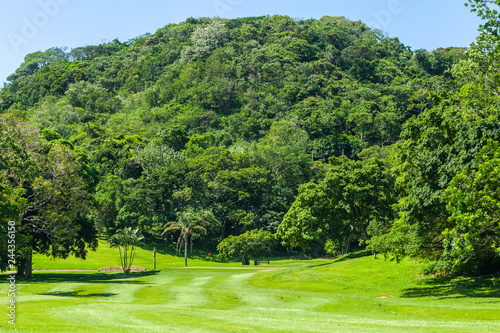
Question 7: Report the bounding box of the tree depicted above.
[65,81,122,114]
[180,19,228,62]
[0,133,31,272]
[208,165,270,238]
[438,140,500,274]
[278,155,394,256]
[109,227,144,273]
[367,3,500,268]
[0,117,98,279]
[370,107,500,262]
[0,132,29,221]
[135,141,185,178]
[453,1,500,98]
[162,208,213,267]
[217,229,276,265]
[467,0,500,36]
[252,119,313,229]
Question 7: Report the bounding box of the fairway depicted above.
[2,246,500,332]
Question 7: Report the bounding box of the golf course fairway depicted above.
[1,245,499,332]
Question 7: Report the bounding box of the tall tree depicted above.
[278,155,394,255]
[439,140,500,274]
[0,117,97,278]
[371,1,500,265]
[162,208,213,267]
[0,132,30,272]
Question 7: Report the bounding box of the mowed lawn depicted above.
[1,243,500,332]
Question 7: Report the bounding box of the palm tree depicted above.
[162,208,212,267]
[109,227,144,273]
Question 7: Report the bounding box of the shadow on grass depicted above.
[41,290,118,298]
[306,250,373,268]
[401,276,500,300]
[1,270,159,285]
[331,250,372,263]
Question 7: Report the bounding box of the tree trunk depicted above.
[123,245,128,272]
[220,220,226,241]
[16,256,26,279]
[312,244,324,258]
[130,246,136,269]
[361,223,370,241]
[23,235,34,279]
[343,237,350,255]
[118,246,123,271]
[184,236,188,267]
[25,248,33,279]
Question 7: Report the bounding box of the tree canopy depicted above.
[217,229,276,265]
[278,154,395,256]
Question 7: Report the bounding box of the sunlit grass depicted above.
[1,249,500,332]
[30,239,334,271]
[31,240,229,270]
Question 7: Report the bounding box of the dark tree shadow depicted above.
[0,270,159,284]
[401,276,500,300]
[40,290,118,298]
[304,251,373,268]
[333,250,372,263]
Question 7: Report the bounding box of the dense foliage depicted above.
[3,5,499,276]
[0,116,98,277]
[277,153,395,255]
[441,140,500,274]
[369,0,500,275]
[217,229,276,265]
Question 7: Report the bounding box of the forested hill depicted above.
[5,13,499,277]
[0,16,464,155]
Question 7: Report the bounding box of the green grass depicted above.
[29,240,319,270]
[1,244,500,332]
[29,240,188,270]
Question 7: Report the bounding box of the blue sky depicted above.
[0,0,483,85]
